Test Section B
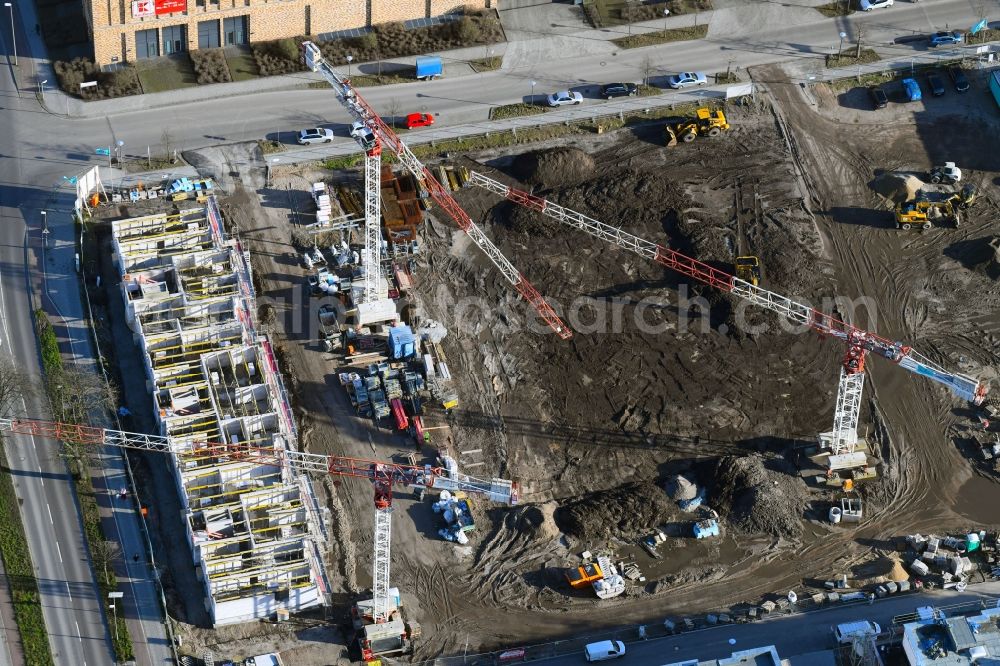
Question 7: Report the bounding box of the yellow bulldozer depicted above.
[666,107,730,146]
[894,184,977,230]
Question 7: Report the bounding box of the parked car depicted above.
[600,82,638,99]
[869,86,888,109]
[297,128,334,145]
[949,66,970,92]
[403,112,434,129]
[927,72,946,96]
[546,90,583,107]
[584,641,626,662]
[666,72,708,89]
[929,31,962,46]
[349,121,377,151]
[902,78,922,102]
[859,0,893,10]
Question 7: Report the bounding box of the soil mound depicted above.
[871,172,924,204]
[511,147,596,190]
[555,482,672,542]
[665,474,699,501]
[709,456,807,538]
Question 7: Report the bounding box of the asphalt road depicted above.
[0,7,171,665]
[535,583,1000,666]
[49,0,997,166]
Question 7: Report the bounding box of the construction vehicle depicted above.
[300,41,570,341]
[895,184,977,230]
[565,555,625,599]
[929,162,961,184]
[666,107,730,146]
[735,256,761,286]
[466,170,988,476]
[0,417,519,662]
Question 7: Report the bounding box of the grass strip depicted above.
[0,440,54,665]
[815,1,853,17]
[34,309,134,662]
[324,101,706,171]
[611,24,708,49]
[825,47,881,68]
[489,103,547,120]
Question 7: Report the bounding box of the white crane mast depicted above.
[300,42,571,340]
[466,170,987,458]
[362,152,382,304]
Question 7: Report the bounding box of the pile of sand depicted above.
[555,482,673,542]
[709,455,808,538]
[665,474,699,501]
[870,172,925,204]
[511,147,596,190]
[515,501,562,540]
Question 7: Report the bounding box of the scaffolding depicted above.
[110,200,330,625]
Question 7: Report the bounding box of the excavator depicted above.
[895,184,977,230]
[666,107,730,146]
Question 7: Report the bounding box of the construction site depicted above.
[77,48,1000,666]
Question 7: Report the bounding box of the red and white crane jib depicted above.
[466,171,987,405]
[300,42,571,340]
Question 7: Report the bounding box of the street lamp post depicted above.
[530,79,536,103]
[267,157,280,188]
[838,31,847,61]
[115,140,125,190]
[3,3,15,67]
[108,591,123,643]
[41,211,48,248]
[38,78,47,96]
[346,54,353,78]
[663,9,670,32]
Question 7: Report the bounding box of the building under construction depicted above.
[110,197,331,625]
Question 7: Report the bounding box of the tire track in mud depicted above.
[761,68,979,536]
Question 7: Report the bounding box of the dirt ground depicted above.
[171,65,1000,663]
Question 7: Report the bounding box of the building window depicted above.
[162,24,187,55]
[223,15,248,46]
[135,28,159,59]
[198,20,220,49]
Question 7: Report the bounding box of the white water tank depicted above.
[829,507,842,523]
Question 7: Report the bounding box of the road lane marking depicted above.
[65,581,71,600]
[75,621,81,639]
[56,541,62,562]
[46,504,53,524]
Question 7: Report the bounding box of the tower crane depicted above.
[299,42,571,340]
[465,170,987,466]
[0,417,518,660]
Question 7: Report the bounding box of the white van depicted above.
[584,640,626,662]
[833,620,881,644]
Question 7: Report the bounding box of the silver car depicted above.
[298,128,334,145]
[667,72,708,89]
[546,90,583,107]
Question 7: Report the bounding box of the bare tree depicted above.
[161,128,175,163]
[91,539,119,584]
[856,26,865,60]
[640,55,655,87]
[48,365,119,467]
[0,358,31,418]
[386,97,401,128]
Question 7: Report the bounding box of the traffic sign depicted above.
[971,19,988,35]
[95,148,110,156]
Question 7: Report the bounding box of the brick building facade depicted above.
[85,0,492,66]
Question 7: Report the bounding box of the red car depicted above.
[404,113,434,129]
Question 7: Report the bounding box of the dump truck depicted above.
[666,107,730,145]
